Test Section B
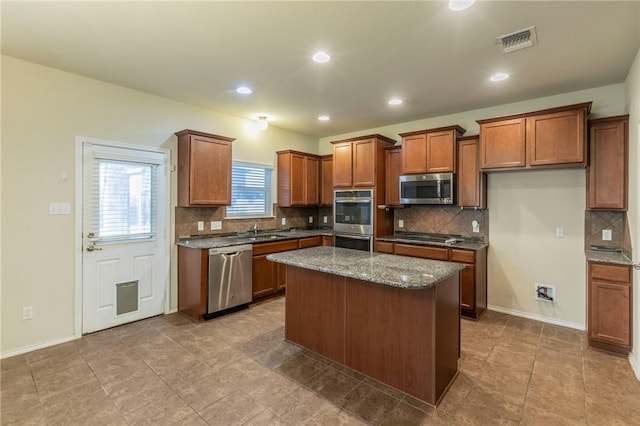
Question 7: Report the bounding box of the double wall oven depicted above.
[333,190,374,252]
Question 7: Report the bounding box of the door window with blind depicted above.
[84,144,165,243]
[226,162,273,218]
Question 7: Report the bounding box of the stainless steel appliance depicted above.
[334,190,374,252]
[206,244,252,318]
[399,173,455,205]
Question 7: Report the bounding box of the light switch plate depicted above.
[602,229,612,241]
[323,216,327,224]
[309,216,313,223]
[398,219,404,228]
[281,218,286,226]
[49,202,71,215]
[210,221,222,230]
[197,221,204,231]
[556,227,564,238]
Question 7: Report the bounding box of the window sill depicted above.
[223,216,276,220]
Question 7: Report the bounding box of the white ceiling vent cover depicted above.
[497,26,537,53]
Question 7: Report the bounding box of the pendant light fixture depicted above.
[256,116,269,131]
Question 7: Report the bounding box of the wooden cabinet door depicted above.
[305,156,319,205]
[401,134,427,174]
[426,130,455,173]
[587,118,628,210]
[385,147,402,207]
[589,279,630,347]
[479,118,526,169]
[299,236,322,248]
[188,136,232,205]
[276,263,287,291]
[353,139,375,187]
[320,155,333,206]
[528,109,586,166]
[321,236,333,246]
[457,137,485,208]
[333,142,353,188]
[290,153,306,205]
[459,264,475,311]
[252,255,276,298]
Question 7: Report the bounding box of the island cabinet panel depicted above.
[177,246,208,321]
[285,267,346,363]
[319,155,333,206]
[587,116,628,210]
[384,147,402,207]
[478,102,591,171]
[457,136,486,208]
[176,130,235,206]
[588,262,632,354]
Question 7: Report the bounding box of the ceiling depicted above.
[2,1,639,138]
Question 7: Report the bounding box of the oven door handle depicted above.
[334,199,371,204]
[335,234,371,240]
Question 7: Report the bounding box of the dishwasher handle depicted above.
[209,244,253,256]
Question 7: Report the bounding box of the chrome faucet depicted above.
[252,223,258,236]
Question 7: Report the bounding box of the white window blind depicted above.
[84,144,163,243]
[226,163,273,218]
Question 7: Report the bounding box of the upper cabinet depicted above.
[176,129,235,207]
[478,102,591,171]
[331,134,395,188]
[319,155,333,207]
[399,126,465,175]
[587,115,629,211]
[457,136,487,209]
[384,146,402,207]
[277,150,319,207]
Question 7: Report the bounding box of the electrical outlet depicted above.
[49,202,71,215]
[22,306,33,320]
[556,227,564,238]
[197,221,204,231]
[472,220,480,233]
[323,216,327,224]
[309,216,313,223]
[602,229,612,241]
[210,221,222,231]
[281,218,286,226]
[398,219,404,228]
[534,283,555,303]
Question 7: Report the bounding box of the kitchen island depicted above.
[267,246,464,406]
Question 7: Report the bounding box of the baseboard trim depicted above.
[1,335,77,359]
[629,352,640,380]
[166,307,178,314]
[487,304,585,331]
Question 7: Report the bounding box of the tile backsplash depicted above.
[393,206,488,241]
[584,210,629,251]
[175,204,323,239]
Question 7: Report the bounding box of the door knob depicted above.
[86,245,102,252]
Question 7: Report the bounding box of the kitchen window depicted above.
[226,162,273,218]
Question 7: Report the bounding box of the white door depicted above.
[81,141,169,334]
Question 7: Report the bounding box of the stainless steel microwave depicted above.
[399,173,455,205]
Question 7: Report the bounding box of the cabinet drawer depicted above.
[394,244,448,260]
[589,263,630,284]
[299,236,322,248]
[449,249,475,264]
[253,239,299,256]
[374,241,394,254]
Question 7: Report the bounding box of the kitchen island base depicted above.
[284,265,460,406]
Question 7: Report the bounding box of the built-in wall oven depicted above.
[333,190,374,252]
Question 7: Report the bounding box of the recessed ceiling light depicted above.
[312,51,331,63]
[490,73,510,82]
[236,86,253,95]
[448,0,476,11]
[388,98,403,106]
[318,115,330,121]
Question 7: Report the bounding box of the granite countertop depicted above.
[376,233,488,251]
[176,228,333,250]
[585,250,634,266]
[267,246,465,290]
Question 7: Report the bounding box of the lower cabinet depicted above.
[392,243,487,319]
[587,262,632,354]
[252,240,299,300]
[322,235,333,246]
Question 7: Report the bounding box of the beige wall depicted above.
[320,84,626,329]
[624,48,640,375]
[0,56,318,355]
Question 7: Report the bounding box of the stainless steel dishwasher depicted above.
[206,244,253,318]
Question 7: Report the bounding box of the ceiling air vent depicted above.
[497,26,537,53]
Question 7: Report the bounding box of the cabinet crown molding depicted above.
[399,125,466,138]
[476,102,592,125]
[175,129,236,142]
[330,134,396,145]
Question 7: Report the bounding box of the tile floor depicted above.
[2,296,640,425]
